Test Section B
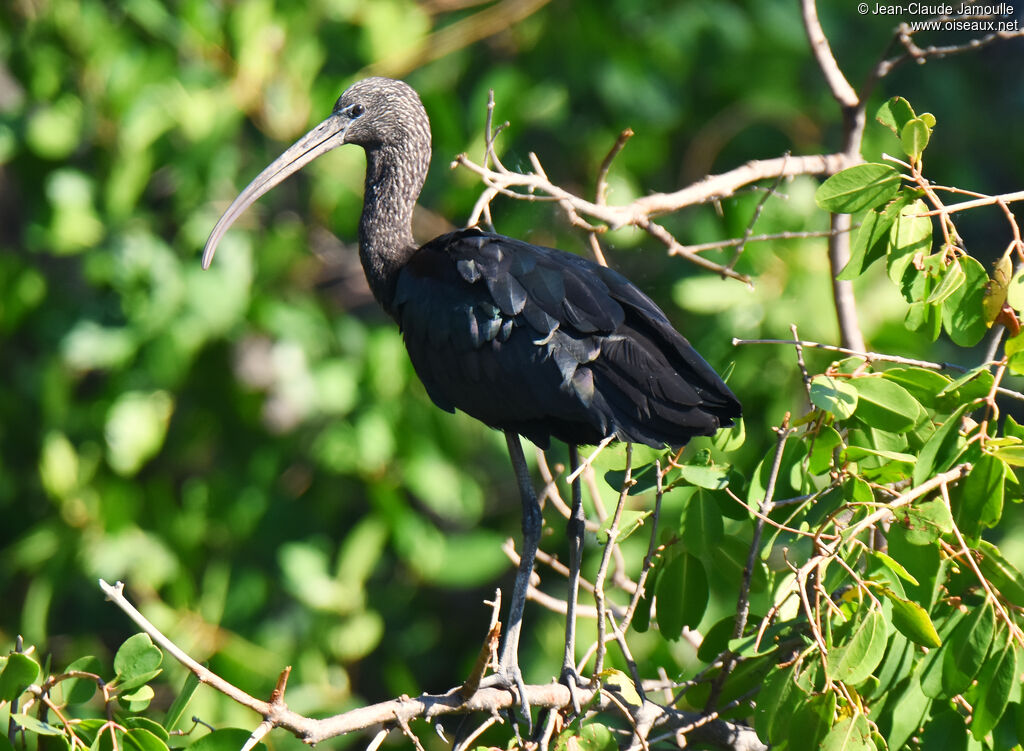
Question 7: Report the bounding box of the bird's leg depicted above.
[560,445,585,711]
[492,431,541,726]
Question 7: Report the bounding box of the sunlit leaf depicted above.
[104,390,174,477]
[970,632,1016,739]
[901,118,931,163]
[941,255,990,347]
[830,609,888,685]
[793,691,837,750]
[849,376,920,432]
[887,199,933,293]
[755,664,802,745]
[113,634,162,692]
[976,540,1024,608]
[912,402,970,486]
[0,653,41,701]
[810,375,858,419]
[921,601,994,698]
[876,96,917,135]
[878,587,941,648]
[950,452,1006,537]
[815,163,902,213]
[10,713,63,736]
[821,713,872,751]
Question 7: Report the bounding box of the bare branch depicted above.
[800,0,859,108]
[732,337,1024,403]
[99,579,761,749]
[454,150,850,283]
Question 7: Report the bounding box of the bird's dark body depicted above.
[393,226,739,449]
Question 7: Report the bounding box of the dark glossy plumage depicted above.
[394,226,740,449]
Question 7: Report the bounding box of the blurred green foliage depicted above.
[2,0,1024,749]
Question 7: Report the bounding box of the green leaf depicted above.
[675,461,730,490]
[971,632,1017,739]
[123,719,169,744]
[838,192,915,280]
[632,590,652,632]
[938,365,992,403]
[876,96,916,135]
[976,540,1024,608]
[554,723,617,751]
[983,254,1012,322]
[874,632,913,697]
[105,390,175,476]
[655,552,708,638]
[887,200,933,293]
[1006,268,1024,312]
[1007,332,1024,375]
[0,653,41,702]
[188,730,265,751]
[122,729,168,751]
[61,655,101,705]
[942,255,990,347]
[119,684,155,712]
[901,118,931,163]
[597,508,651,544]
[810,375,858,419]
[912,402,970,486]
[951,452,1006,537]
[884,670,931,749]
[815,163,902,214]
[808,425,843,475]
[924,257,964,304]
[112,633,163,691]
[679,492,723,554]
[922,601,995,698]
[599,668,642,707]
[831,609,889,685]
[849,377,920,432]
[920,709,969,749]
[878,587,941,647]
[880,367,952,408]
[793,691,836,750]
[755,664,801,745]
[821,713,872,751]
[892,498,953,546]
[10,713,63,736]
[870,550,919,586]
[993,444,1024,467]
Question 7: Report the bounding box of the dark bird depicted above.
[203,77,741,714]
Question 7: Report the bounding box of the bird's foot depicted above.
[559,664,586,717]
[481,664,533,733]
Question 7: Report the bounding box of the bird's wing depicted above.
[394,227,739,448]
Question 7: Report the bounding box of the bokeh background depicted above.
[2,0,1022,746]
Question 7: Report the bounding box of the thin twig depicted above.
[594,444,633,678]
[941,483,1024,648]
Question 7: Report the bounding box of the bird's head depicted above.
[332,77,429,149]
[201,76,429,269]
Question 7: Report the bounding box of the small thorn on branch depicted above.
[270,667,291,705]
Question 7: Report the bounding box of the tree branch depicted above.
[99,580,763,750]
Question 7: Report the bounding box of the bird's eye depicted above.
[349,103,365,118]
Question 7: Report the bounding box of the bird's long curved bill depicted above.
[202,113,351,269]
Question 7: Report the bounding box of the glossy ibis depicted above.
[202,77,741,714]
